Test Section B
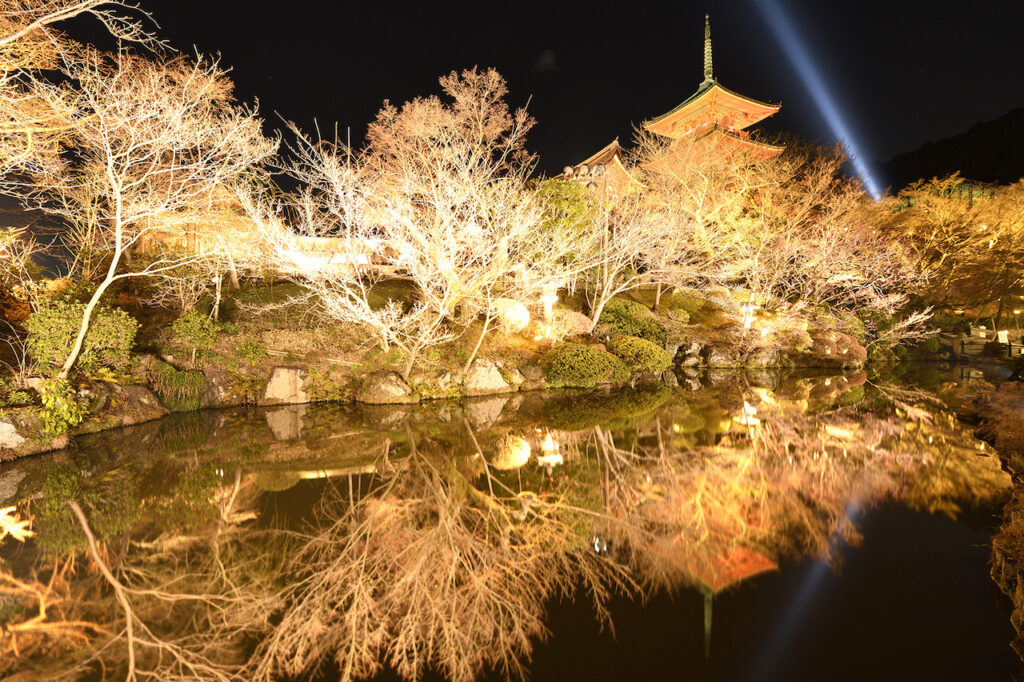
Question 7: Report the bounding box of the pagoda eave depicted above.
[644,82,781,139]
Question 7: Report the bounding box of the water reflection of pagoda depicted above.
[563,15,783,191]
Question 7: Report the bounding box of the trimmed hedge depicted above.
[607,335,672,374]
[541,342,629,388]
[598,298,666,346]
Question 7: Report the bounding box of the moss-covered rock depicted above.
[541,342,630,388]
[607,335,672,374]
[662,287,705,316]
[598,298,667,347]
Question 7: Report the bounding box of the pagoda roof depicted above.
[562,138,644,191]
[644,125,783,173]
[644,80,781,139]
[576,137,626,168]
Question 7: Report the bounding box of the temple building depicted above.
[560,138,643,195]
[644,14,783,161]
[562,14,782,188]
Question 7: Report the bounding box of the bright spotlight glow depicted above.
[752,0,883,200]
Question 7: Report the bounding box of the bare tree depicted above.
[257,69,585,379]
[9,50,275,377]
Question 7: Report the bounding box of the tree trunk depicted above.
[226,252,240,290]
[463,313,492,375]
[58,274,115,379]
[211,273,223,321]
[654,283,663,312]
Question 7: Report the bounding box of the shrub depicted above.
[541,342,629,388]
[172,309,218,364]
[150,359,205,412]
[235,337,269,366]
[26,301,138,375]
[37,377,86,436]
[7,390,33,406]
[598,298,666,347]
[919,337,942,354]
[607,335,671,374]
[663,288,705,315]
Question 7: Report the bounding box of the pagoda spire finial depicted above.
[701,13,714,88]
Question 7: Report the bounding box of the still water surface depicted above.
[0,368,1017,680]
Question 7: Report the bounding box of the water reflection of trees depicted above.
[0,377,1011,680]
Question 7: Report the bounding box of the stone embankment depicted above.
[0,317,870,461]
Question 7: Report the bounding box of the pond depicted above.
[0,367,1018,681]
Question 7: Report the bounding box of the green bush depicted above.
[541,342,629,388]
[234,337,269,367]
[919,337,942,354]
[662,287,705,315]
[607,335,672,374]
[7,390,33,406]
[37,377,85,436]
[598,298,666,347]
[173,309,218,364]
[26,300,138,375]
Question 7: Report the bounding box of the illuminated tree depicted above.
[259,68,586,379]
[11,51,275,377]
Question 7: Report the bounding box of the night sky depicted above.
[76,0,1024,187]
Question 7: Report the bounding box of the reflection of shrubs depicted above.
[35,462,140,554]
[541,342,629,388]
[544,386,672,431]
[150,359,205,412]
[607,335,671,374]
[26,301,138,374]
[598,298,666,346]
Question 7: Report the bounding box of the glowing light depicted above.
[741,301,759,329]
[491,436,531,470]
[752,0,882,199]
[537,431,563,471]
[735,401,761,427]
[540,286,559,320]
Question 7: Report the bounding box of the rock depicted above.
[706,348,740,368]
[121,385,168,423]
[503,367,526,387]
[0,419,27,450]
[263,367,310,404]
[662,370,679,387]
[201,368,235,408]
[465,396,510,429]
[679,354,701,367]
[520,364,543,382]
[357,371,416,404]
[464,359,513,396]
[556,310,593,337]
[746,348,780,368]
[265,405,307,440]
[79,381,116,412]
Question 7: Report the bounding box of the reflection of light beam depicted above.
[752,0,882,200]
[742,498,861,682]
